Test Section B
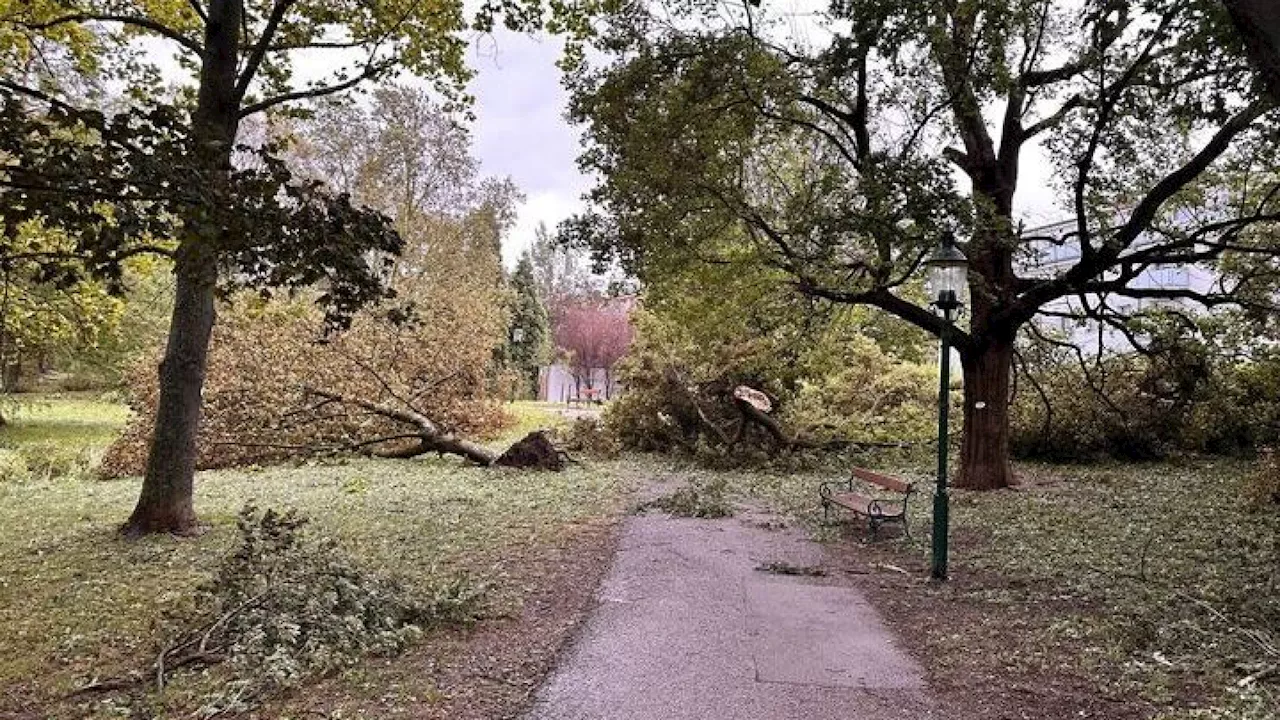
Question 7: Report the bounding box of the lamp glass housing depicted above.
[926,237,967,309]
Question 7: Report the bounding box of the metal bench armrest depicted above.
[868,494,909,517]
[818,478,853,500]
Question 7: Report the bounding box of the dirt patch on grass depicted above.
[832,540,1151,720]
[264,518,622,719]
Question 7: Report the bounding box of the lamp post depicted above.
[924,232,967,581]
[510,327,526,402]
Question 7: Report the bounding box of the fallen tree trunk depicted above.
[306,388,497,465]
[303,388,566,470]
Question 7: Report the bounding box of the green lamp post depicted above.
[925,232,967,581]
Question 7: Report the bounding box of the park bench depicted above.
[568,388,602,406]
[819,467,915,540]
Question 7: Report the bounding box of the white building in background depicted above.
[1020,219,1222,353]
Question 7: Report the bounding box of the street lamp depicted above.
[924,232,967,581]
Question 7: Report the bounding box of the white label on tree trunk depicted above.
[975,401,987,409]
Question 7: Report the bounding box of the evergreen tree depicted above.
[506,252,551,398]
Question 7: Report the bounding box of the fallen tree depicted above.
[100,297,555,476]
[628,368,917,458]
[301,388,567,470]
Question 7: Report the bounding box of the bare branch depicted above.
[238,59,394,118]
[234,0,297,101]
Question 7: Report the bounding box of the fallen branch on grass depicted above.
[289,388,568,470]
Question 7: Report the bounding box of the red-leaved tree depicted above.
[554,298,634,399]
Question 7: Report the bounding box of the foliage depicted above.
[504,253,552,398]
[48,257,175,390]
[559,416,622,458]
[603,278,934,458]
[0,96,402,331]
[0,420,630,718]
[639,475,733,518]
[783,337,943,447]
[1012,313,1280,461]
[528,221,601,322]
[161,505,483,715]
[553,295,633,391]
[101,297,512,475]
[0,226,126,391]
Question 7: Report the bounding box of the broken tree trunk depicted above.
[303,388,567,470]
[731,385,792,450]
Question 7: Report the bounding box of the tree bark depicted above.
[956,339,1016,490]
[122,0,242,536]
[123,252,216,535]
[304,388,499,466]
[1223,0,1280,103]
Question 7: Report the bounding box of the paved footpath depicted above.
[524,504,936,720]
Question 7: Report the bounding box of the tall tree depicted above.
[529,221,604,317]
[1,0,470,534]
[506,252,551,397]
[565,0,1280,489]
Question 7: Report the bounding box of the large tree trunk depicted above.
[122,0,242,536]
[1223,0,1280,103]
[956,338,1016,490]
[123,254,216,535]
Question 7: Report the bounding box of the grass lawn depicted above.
[0,393,132,481]
[723,456,1280,719]
[3,393,1275,719]
[0,397,633,719]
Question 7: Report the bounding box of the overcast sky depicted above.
[462,27,1067,270]
[467,31,589,266]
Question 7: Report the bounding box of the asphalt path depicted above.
[525,502,936,720]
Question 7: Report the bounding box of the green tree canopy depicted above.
[565,0,1280,489]
[506,252,551,396]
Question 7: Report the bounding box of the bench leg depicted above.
[868,515,879,541]
[901,514,911,540]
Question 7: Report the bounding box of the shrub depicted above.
[559,416,622,458]
[1010,354,1178,461]
[1011,331,1280,462]
[164,505,484,715]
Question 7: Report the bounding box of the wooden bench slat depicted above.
[828,492,906,517]
[827,492,873,512]
[851,467,914,494]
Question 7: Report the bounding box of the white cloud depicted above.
[466,31,591,267]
